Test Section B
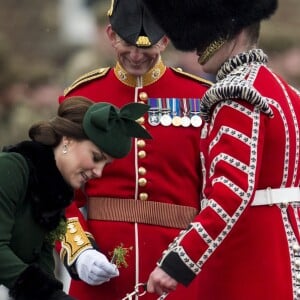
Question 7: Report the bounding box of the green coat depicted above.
[0,141,73,290]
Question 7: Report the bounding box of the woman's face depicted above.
[106,25,169,76]
[55,137,114,189]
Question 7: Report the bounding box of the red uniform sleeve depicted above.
[158,99,267,285]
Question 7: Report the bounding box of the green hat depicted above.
[83,102,151,158]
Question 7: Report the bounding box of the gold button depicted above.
[137,117,145,125]
[138,178,147,187]
[139,193,149,201]
[139,92,148,101]
[138,150,146,159]
[138,167,147,175]
[137,139,146,148]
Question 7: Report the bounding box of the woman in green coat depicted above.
[0,96,150,300]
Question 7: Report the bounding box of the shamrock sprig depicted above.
[109,243,133,268]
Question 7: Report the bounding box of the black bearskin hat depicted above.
[142,0,278,51]
[108,0,165,48]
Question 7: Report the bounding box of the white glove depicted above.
[76,249,119,286]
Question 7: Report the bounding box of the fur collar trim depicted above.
[4,141,74,230]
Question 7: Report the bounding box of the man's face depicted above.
[106,25,168,76]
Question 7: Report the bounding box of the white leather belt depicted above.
[252,187,300,206]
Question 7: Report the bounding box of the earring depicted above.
[62,144,68,154]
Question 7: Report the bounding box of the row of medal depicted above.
[147,98,203,127]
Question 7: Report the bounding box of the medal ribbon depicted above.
[171,98,180,117]
[149,98,158,109]
[181,98,190,117]
[189,98,200,114]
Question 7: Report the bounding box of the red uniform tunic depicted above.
[157,50,300,299]
[58,58,211,299]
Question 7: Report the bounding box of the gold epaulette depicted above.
[60,217,94,266]
[171,67,213,87]
[63,67,110,96]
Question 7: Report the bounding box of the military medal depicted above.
[148,109,160,126]
[171,98,182,126]
[190,114,202,127]
[160,112,172,126]
[148,98,160,126]
[181,98,191,127]
[190,98,202,127]
[172,116,182,126]
[160,98,172,126]
[181,115,191,127]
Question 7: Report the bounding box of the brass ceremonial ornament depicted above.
[136,36,152,47]
[107,0,114,16]
[198,38,226,65]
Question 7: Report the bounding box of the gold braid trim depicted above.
[60,218,94,266]
[198,39,226,65]
[63,67,110,96]
[107,0,114,16]
[171,67,213,87]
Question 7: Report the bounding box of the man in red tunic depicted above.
[142,0,300,299]
[56,0,211,299]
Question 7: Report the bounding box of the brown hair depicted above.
[29,96,93,146]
